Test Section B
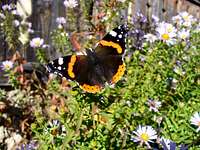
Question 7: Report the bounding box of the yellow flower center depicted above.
[35,40,41,47]
[183,16,189,21]
[181,34,186,39]
[51,128,58,136]
[162,33,170,40]
[4,64,11,69]
[167,27,173,32]
[141,133,149,142]
[198,121,200,127]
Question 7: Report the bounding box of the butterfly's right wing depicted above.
[47,55,103,93]
[94,24,128,56]
[100,55,126,84]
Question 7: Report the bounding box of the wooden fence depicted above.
[0,0,200,62]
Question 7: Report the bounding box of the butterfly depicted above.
[47,25,128,93]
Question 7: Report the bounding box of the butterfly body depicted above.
[47,25,128,93]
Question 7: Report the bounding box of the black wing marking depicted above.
[99,55,125,84]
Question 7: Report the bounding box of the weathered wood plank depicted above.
[163,0,178,21]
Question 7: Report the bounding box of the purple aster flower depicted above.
[30,37,44,48]
[160,138,188,150]
[147,99,161,112]
[1,60,13,71]
[17,140,38,150]
[44,119,67,138]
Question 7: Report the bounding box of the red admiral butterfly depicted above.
[47,25,128,93]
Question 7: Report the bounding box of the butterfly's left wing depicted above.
[47,55,104,93]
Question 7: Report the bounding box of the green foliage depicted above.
[8,70,20,88]
[1,11,21,50]
[1,1,200,150]
[35,48,48,63]
[51,29,72,55]
[0,89,6,100]
[32,28,199,149]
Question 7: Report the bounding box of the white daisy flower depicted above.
[147,99,161,112]
[116,0,126,2]
[44,120,67,137]
[178,29,190,40]
[144,33,157,43]
[30,37,44,48]
[178,12,196,27]
[1,60,13,71]
[179,11,193,22]
[183,21,192,28]
[190,112,200,132]
[156,22,177,45]
[56,17,66,25]
[132,125,157,148]
[64,0,78,8]
[172,15,183,25]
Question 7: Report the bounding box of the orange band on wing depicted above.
[68,55,76,78]
[80,84,101,93]
[99,40,122,54]
[111,63,125,84]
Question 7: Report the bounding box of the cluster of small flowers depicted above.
[131,112,200,149]
[144,11,199,45]
[172,12,197,28]
[0,4,20,27]
[16,140,38,150]
[129,12,148,50]
[0,4,34,32]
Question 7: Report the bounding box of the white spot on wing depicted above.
[58,57,64,65]
[118,34,122,38]
[58,66,61,70]
[109,31,117,37]
[54,71,62,77]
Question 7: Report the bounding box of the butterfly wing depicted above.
[100,55,125,84]
[95,25,128,84]
[47,55,103,93]
[95,24,128,56]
